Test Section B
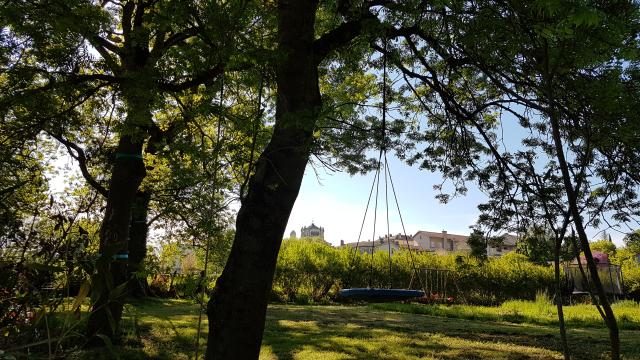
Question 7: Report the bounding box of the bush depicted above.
[148,271,211,299]
[274,238,346,303]
[622,262,640,300]
[610,248,640,301]
[271,239,555,304]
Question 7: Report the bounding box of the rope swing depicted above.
[339,39,426,302]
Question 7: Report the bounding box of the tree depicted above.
[437,3,638,358]
[373,2,639,359]
[1,0,254,341]
[517,227,556,265]
[590,240,617,257]
[624,230,640,254]
[205,0,380,357]
[466,230,487,259]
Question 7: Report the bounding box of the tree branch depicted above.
[158,63,224,92]
[48,133,109,197]
[313,9,375,64]
[150,27,199,60]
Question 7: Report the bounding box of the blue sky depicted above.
[285,106,632,248]
[46,130,629,249]
[285,156,486,246]
[285,155,628,247]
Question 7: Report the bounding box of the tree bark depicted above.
[86,75,153,340]
[205,0,321,358]
[86,134,146,340]
[553,237,570,360]
[128,190,151,297]
[548,99,620,360]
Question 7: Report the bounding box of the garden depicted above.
[3,0,640,359]
[14,298,640,359]
[4,239,640,359]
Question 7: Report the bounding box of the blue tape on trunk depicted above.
[115,153,143,160]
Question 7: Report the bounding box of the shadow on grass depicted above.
[262,307,560,360]
[369,302,640,331]
[261,305,635,360]
[69,300,640,360]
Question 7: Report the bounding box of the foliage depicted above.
[2,0,639,354]
[44,299,640,360]
[0,189,100,350]
[147,272,210,299]
[1,0,257,340]
[610,247,640,300]
[623,230,640,254]
[516,227,556,264]
[273,238,346,303]
[144,235,231,299]
[623,263,640,300]
[272,239,553,305]
[590,240,617,257]
[466,229,487,260]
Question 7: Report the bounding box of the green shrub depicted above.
[622,262,640,300]
[610,248,640,300]
[272,239,555,304]
[274,238,346,303]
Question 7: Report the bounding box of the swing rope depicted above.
[368,148,382,287]
[385,153,425,292]
[348,38,425,293]
[382,38,393,289]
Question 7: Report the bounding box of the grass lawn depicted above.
[370,299,640,330]
[66,298,640,360]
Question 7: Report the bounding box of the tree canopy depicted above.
[1,0,639,359]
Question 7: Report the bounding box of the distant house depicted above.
[413,230,470,254]
[340,234,419,255]
[487,234,518,257]
[301,222,325,240]
[340,229,517,256]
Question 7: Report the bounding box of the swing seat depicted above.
[338,288,425,302]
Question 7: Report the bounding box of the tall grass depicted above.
[370,298,640,330]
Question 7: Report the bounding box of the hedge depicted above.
[272,238,555,304]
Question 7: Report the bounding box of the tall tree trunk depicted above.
[86,135,146,340]
[540,45,619,357]
[87,78,153,341]
[205,0,321,358]
[548,103,620,360]
[128,190,151,297]
[127,122,181,298]
[554,237,570,360]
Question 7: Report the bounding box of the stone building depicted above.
[301,222,324,240]
[413,230,471,254]
[340,234,421,255]
[486,234,518,257]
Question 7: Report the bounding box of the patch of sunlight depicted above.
[427,332,563,360]
[294,346,354,360]
[277,320,321,331]
[260,344,278,360]
[342,322,364,330]
[140,338,162,358]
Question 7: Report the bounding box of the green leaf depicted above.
[72,279,91,312]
